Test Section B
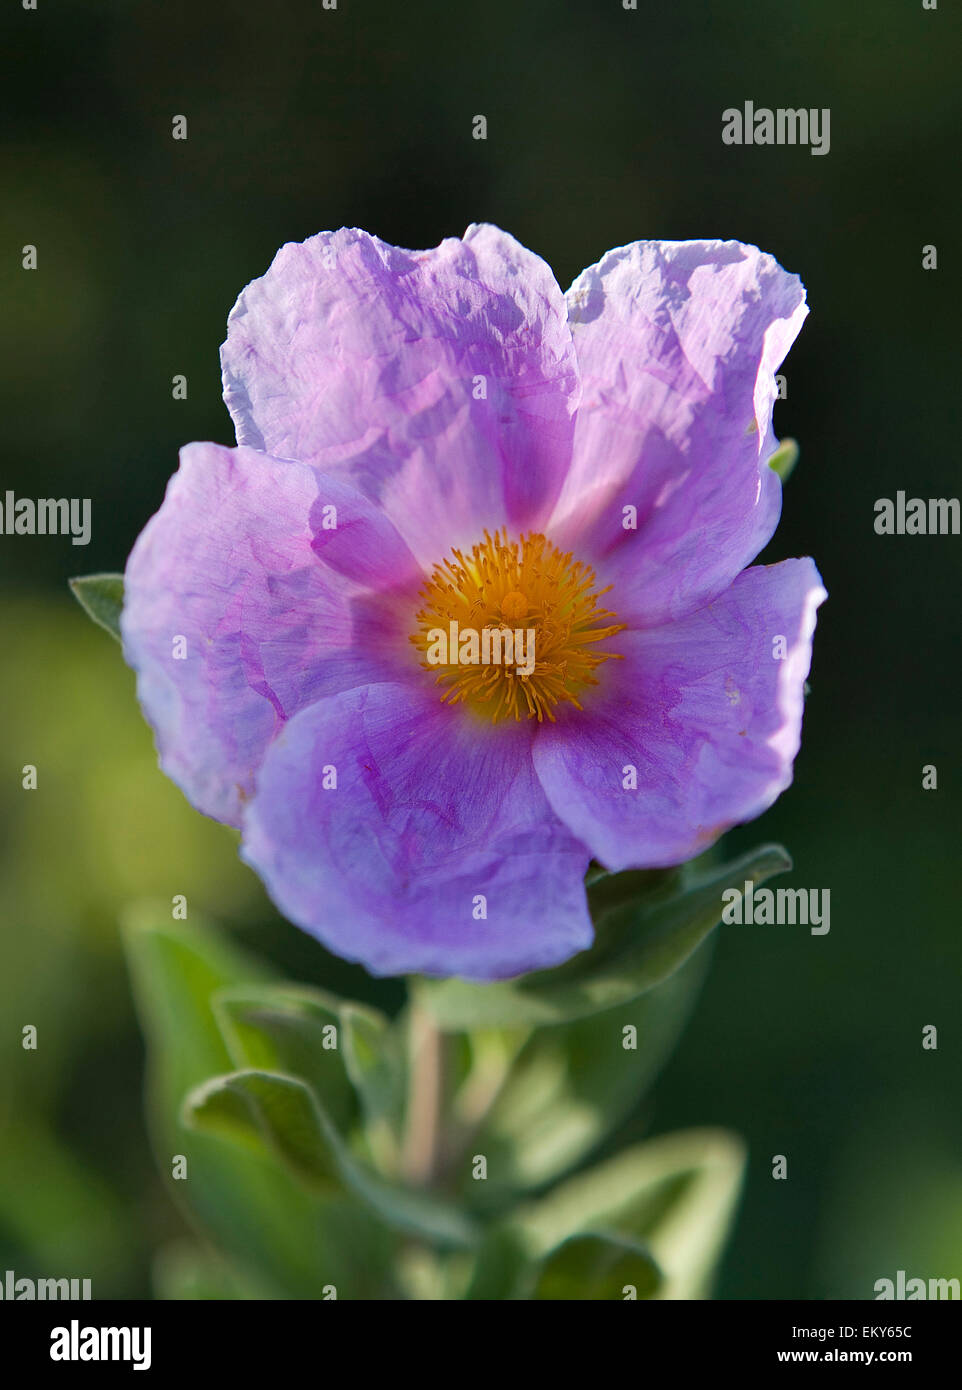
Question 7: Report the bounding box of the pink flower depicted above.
[122,226,826,981]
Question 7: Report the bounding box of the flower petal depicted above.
[241,683,594,980]
[550,240,808,626]
[532,559,827,870]
[121,442,421,827]
[221,224,579,566]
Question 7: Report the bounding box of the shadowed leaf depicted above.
[69,572,124,642]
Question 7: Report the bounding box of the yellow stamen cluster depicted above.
[410,529,624,723]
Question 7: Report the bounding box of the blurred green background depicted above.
[1,0,960,1298]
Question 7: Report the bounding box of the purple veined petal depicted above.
[240,683,594,981]
[532,559,827,871]
[221,224,580,567]
[121,441,423,828]
[548,239,808,628]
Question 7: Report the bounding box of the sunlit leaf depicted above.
[518,1127,746,1300]
[529,1231,661,1300]
[768,437,799,482]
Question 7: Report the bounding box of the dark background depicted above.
[1,0,960,1298]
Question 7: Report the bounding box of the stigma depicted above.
[410,529,624,723]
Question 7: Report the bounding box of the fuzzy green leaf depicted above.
[184,1067,477,1251]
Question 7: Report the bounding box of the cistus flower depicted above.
[122,226,826,982]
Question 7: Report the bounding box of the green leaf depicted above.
[152,1241,251,1301]
[529,1232,661,1301]
[184,1070,341,1188]
[463,1224,531,1300]
[416,844,791,1029]
[341,1004,405,1173]
[212,985,404,1174]
[122,904,393,1298]
[768,437,799,483]
[460,945,711,1202]
[518,1128,746,1300]
[184,1067,477,1251]
[212,985,360,1134]
[69,572,124,642]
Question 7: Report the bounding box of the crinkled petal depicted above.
[221,224,579,566]
[121,442,422,827]
[241,683,594,980]
[549,240,808,627]
[532,559,827,870]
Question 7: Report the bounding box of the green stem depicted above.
[401,1002,444,1187]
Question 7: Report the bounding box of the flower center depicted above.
[410,529,624,723]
